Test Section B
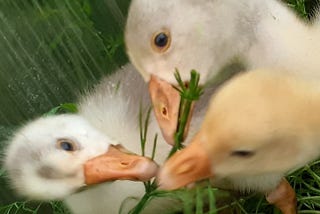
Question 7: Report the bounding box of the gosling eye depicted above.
[56,139,78,152]
[155,33,168,47]
[230,150,255,158]
[151,30,171,52]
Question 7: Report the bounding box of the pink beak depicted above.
[84,144,158,185]
[149,75,195,145]
[157,135,212,190]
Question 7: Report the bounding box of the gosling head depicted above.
[125,0,236,84]
[125,0,240,144]
[4,114,158,200]
[157,70,320,190]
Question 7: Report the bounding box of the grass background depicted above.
[0,0,319,213]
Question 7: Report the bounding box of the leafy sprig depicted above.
[168,69,203,157]
[138,105,158,193]
[129,70,205,213]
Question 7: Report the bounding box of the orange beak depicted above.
[84,144,158,185]
[157,138,212,190]
[149,75,194,145]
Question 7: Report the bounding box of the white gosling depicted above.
[125,0,320,144]
[4,64,172,214]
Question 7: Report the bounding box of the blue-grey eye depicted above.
[155,33,168,47]
[152,30,171,52]
[57,139,77,152]
[231,150,255,158]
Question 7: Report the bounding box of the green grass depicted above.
[0,0,130,212]
[169,70,203,157]
[0,201,71,214]
[1,0,320,213]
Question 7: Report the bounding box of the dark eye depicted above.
[231,150,255,158]
[151,30,171,52]
[57,139,77,152]
[155,33,168,47]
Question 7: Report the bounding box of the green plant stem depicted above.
[129,192,152,214]
[207,182,216,211]
[196,187,204,214]
[139,105,159,193]
[129,190,174,214]
[168,70,203,158]
[176,99,193,144]
[168,99,192,157]
[139,105,152,156]
[151,134,158,161]
[132,70,203,213]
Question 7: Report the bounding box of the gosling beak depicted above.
[149,75,194,145]
[157,137,212,190]
[84,144,158,185]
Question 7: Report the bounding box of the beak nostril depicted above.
[120,161,130,166]
[162,106,168,116]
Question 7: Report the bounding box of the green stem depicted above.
[138,105,145,156]
[207,182,216,211]
[168,70,203,158]
[133,70,203,213]
[129,193,152,214]
[151,134,158,161]
[196,187,204,214]
[177,100,192,141]
[168,99,192,157]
